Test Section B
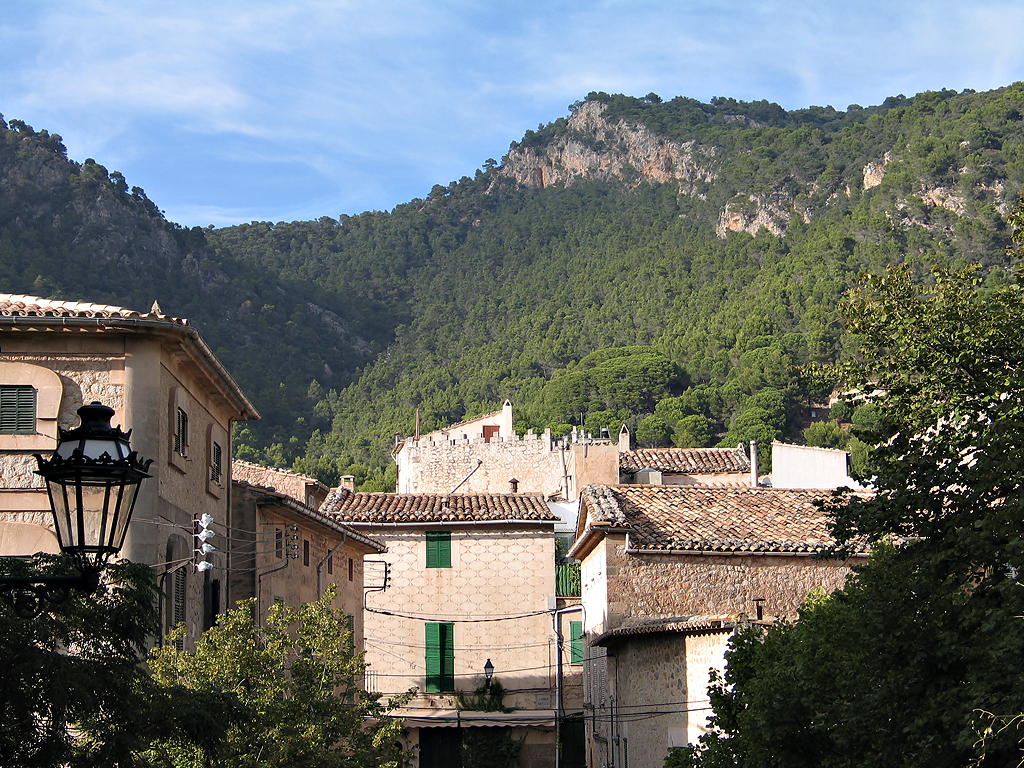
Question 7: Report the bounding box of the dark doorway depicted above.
[419,727,462,768]
[560,715,586,768]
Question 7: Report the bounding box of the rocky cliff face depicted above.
[498,101,1012,240]
[499,101,805,237]
[499,101,719,196]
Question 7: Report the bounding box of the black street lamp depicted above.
[0,401,152,618]
[484,658,494,690]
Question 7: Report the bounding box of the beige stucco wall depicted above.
[358,525,556,711]
[570,442,619,499]
[246,502,369,652]
[685,631,728,746]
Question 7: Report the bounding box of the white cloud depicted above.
[4,0,1024,225]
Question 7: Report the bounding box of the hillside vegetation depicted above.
[3,84,1024,487]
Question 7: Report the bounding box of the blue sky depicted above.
[3,1,1024,228]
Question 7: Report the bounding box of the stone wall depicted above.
[232,459,326,507]
[605,539,855,626]
[396,430,568,496]
[0,355,124,492]
[600,632,693,768]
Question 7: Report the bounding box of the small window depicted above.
[327,554,334,575]
[303,539,310,566]
[275,528,284,559]
[425,622,455,692]
[348,557,354,582]
[426,531,451,568]
[570,621,584,665]
[210,441,222,484]
[0,385,36,435]
[174,407,189,455]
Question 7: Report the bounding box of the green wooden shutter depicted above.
[570,621,584,665]
[425,622,454,692]
[426,531,451,568]
[346,613,356,653]
[0,385,35,434]
[425,622,441,692]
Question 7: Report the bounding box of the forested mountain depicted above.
[3,84,1024,489]
[0,118,376,440]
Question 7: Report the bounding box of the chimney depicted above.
[753,598,765,621]
[619,424,631,453]
[340,475,355,492]
[415,408,420,439]
[749,441,759,487]
[509,478,519,493]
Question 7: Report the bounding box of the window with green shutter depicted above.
[426,531,452,568]
[0,385,36,435]
[425,622,454,692]
[570,621,584,665]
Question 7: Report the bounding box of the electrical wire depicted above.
[366,606,552,623]
[363,637,555,651]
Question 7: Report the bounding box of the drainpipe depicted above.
[317,531,347,599]
[551,604,583,768]
[750,441,759,487]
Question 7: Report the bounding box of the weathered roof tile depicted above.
[580,485,867,554]
[0,294,185,324]
[619,446,751,475]
[320,488,558,524]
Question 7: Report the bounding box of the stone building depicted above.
[394,401,619,501]
[229,470,386,653]
[568,485,868,768]
[319,487,584,768]
[393,403,758,502]
[0,294,258,644]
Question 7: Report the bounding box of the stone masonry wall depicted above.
[397,430,568,496]
[233,459,322,505]
[609,632,694,768]
[0,355,123,490]
[607,543,855,625]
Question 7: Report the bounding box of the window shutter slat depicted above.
[570,621,583,664]
[425,622,441,692]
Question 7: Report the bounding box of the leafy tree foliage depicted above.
[0,558,229,768]
[145,591,410,768]
[685,263,1024,767]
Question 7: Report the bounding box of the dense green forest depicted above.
[3,84,1024,488]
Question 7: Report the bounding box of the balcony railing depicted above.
[556,562,581,597]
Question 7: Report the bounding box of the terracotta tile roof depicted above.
[0,294,259,420]
[620,446,751,475]
[319,488,559,524]
[591,614,741,646]
[579,485,867,554]
[0,294,185,324]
